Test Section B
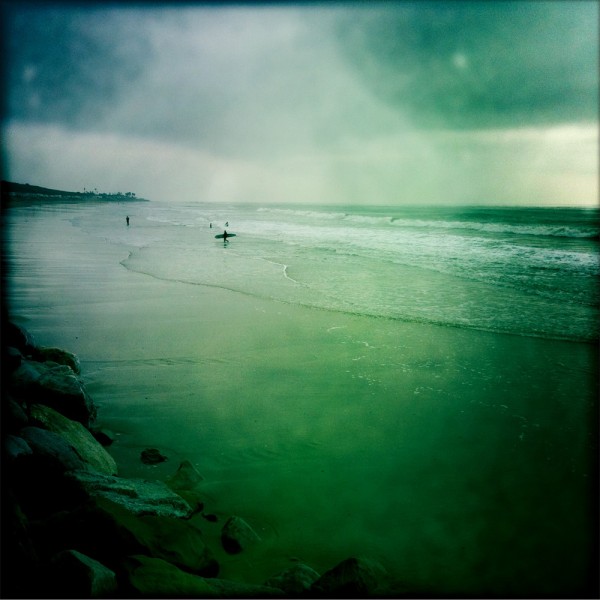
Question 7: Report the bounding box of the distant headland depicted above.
[1,181,149,202]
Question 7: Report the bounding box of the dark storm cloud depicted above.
[2,2,597,205]
[5,6,152,128]
[335,1,598,128]
[6,2,597,142]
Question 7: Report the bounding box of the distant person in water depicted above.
[225,222,229,227]
[126,216,130,226]
[209,222,212,228]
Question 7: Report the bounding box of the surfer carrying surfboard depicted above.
[214,231,235,240]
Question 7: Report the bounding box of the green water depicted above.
[4,203,598,597]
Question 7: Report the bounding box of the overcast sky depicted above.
[2,1,598,205]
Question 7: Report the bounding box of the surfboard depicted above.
[214,233,236,239]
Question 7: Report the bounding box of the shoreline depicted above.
[3,199,598,598]
[2,322,396,598]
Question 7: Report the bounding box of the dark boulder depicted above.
[140,447,167,465]
[221,515,261,554]
[1,492,43,598]
[65,470,193,518]
[11,359,96,426]
[264,562,321,595]
[167,459,203,491]
[4,434,33,461]
[29,404,118,475]
[40,497,218,577]
[90,427,116,447]
[49,549,117,598]
[5,346,23,371]
[6,322,37,356]
[310,556,389,597]
[14,427,90,516]
[207,577,283,597]
[121,555,215,597]
[5,396,29,431]
[20,426,88,474]
[32,346,81,375]
[122,511,219,577]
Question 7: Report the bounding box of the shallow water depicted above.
[3,200,598,597]
[118,202,600,342]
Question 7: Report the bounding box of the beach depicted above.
[3,199,598,597]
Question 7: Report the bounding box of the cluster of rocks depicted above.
[2,323,392,598]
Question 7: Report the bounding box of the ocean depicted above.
[4,200,599,596]
[102,202,599,342]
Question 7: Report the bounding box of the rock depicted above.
[11,359,96,427]
[221,516,261,554]
[1,492,42,598]
[6,346,23,371]
[29,404,117,475]
[6,396,29,431]
[33,346,81,374]
[14,427,90,517]
[50,549,117,598]
[10,359,44,388]
[117,508,219,576]
[44,497,218,577]
[310,556,389,597]
[207,577,283,597]
[20,426,88,474]
[167,459,203,491]
[265,562,321,595]
[90,427,116,446]
[202,513,218,523]
[6,322,37,356]
[65,470,193,518]
[140,447,167,464]
[122,555,215,597]
[4,435,33,461]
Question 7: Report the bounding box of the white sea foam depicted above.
[75,201,600,342]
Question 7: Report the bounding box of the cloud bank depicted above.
[2,2,598,205]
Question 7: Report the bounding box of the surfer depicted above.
[222,230,229,243]
[126,216,129,226]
